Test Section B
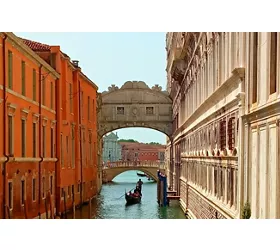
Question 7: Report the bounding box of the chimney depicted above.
[72,60,79,67]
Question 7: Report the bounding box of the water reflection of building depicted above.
[120,142,165,162]
[102,132,122,162]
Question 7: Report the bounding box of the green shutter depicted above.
[21,61,26,96]
[8,51,13,89]
[33,69,36,101]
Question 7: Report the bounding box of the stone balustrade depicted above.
[102,160,165,169]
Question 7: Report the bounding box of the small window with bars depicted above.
[117,107,124,115]
[146,107,154,115]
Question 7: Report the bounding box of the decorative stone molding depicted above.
[32,113,40,123]
[42,117,48,126]
[20,108,29,120]
[51,120,57,128]
[7,102,17,116]
[108,84,119,92]
[151,84,162,91]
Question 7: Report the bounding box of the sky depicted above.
[16,32,167,144]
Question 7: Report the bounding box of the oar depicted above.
[117,187,135,199]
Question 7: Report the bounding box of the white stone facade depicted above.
[166,32,280,219]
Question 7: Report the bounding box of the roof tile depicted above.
[21,38,51,52]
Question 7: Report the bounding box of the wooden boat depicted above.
[125,192,142,205]
[137,172,146,177]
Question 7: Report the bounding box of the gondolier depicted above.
[136,179,143,191]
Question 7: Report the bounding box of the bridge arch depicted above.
[97,81,173,139]
[102,166,161,183]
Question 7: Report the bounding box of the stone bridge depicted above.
[102,161,165,183]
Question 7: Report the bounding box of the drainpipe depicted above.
[54,78,59,215]
[38,65,43,218]
[2,34,9,219]
[78,79,83,205]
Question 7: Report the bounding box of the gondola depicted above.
[125,192,142,205]
[136,172,146,177]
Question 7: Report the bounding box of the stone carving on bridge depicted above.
[151,84,162,92]
[108,84,119,92]
[97,80,173,138]
[131,106,139,117]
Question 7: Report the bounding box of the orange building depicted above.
[120,142,166,162]
[0,33,59,219]
[22,37,99,216]
[0,32,99,219]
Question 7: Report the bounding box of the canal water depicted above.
[70,170,186,219]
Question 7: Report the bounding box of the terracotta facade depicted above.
[0,32,99,219]
[120,142,165,162]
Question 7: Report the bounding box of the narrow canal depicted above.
[69,170,186,219]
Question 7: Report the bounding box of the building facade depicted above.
[0,33,59,219]
[166,32,280,219]
[120,142,166,162]
[102,132,122,162]
[0,32,99,219]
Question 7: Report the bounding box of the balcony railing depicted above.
[102,160,165,169]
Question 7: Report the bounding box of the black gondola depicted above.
[136,172,146,177]
[125,192,142,205]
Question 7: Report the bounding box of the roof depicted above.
[20,38,51,52]
[2,33,59,79]
[18,36,98,91]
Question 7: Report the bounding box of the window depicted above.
[61,188,64,199]
[33,69,36,101]
[66,136,69,157]
[146,107,154,115]
[88,96,90,120]
[51,128,54,158]
[42,76,46,106]
[43,126,46,157]
[252,32,258,104]
[50,82,54,109]
[8,115,13,155]
[69,83,73,113]
[228,117,235,150]
[8,181,13,209]
[92,99,95,120]
[77,184,80,193]
[61,134,64,166]
[8,50,13,89]
[270,32,277,94]
[32,178,36,201]
[117,107,124,115]
[68,186,71,198]
[21,119,26,157]
[50,176,53,195]
[72,126,75,168]
[81,91,84,118]
[220,120,226,150]
[33,123,36,157]
[21,180,25,205]
[21,61,26,96]
[89,132,92,165]
[42,177,46,199]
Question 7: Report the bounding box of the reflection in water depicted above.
[68,171,185,219]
